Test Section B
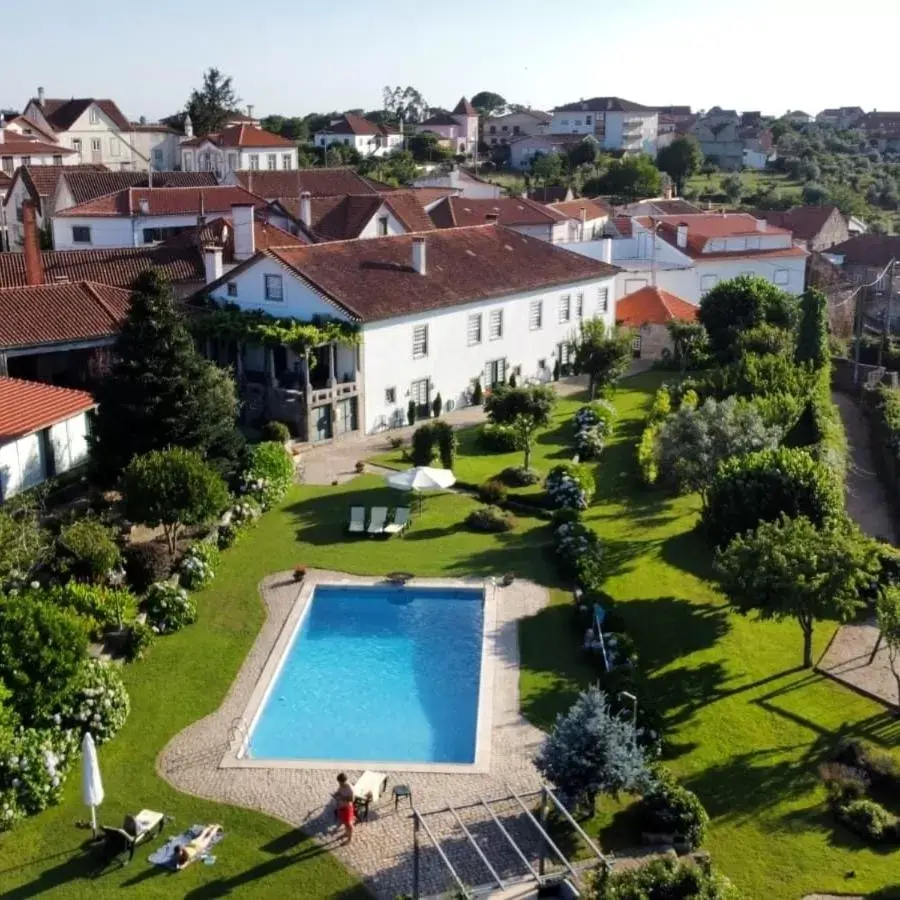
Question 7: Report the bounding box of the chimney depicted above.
[676,223,688,248]
[37,86,45,105]
[580,206,587,241]
[663,180,674,200]
[203,244,224,284]
[22,201,44,286]
[247,104,255,121]
[412,236,427,275]
[756,218,767,232]
[599,237,612,265]
[138,197,150,215]
[484,212,500,224]
[299,191,312,229]
[0,115,4,144]
[231,204,256,260]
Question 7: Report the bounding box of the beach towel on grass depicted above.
[148,824,224,869]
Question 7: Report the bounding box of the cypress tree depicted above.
[91,270,244,484]
[794,288,829,369]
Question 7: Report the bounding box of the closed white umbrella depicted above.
[385,466,456,491]
[81,732,104,837]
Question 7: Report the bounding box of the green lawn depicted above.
[3,372,898,898]
[686,170,803,206]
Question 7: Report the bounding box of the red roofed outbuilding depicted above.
[616,285,698,359]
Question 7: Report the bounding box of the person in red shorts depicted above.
[333,772,355,844]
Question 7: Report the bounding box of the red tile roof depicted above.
[429,196,570,229]
[37,98,131,133]
[610,216,633,237]
[56,185,267,217]
[828,234,900,268]
[554,96,654,113]
[0,282,131,349]
[453,97,477,116]
[752,206,841,242]
[173,215,305,257]
[0,377,96,443]
[317,114,399,137]
[181,124,297,149]
[210,226,618,322]
[549,198,612,220]
[616,286,698,327]
[10,165,107,204]
[0,245,204,289]
[233,167,388,198]
[8,116,60,143]
[410,187,460,207]
[0,138,75,157]
[61,170,218,205]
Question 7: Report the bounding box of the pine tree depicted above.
[90,271,244,485]
[185,68,239,135]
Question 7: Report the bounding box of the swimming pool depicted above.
[246,583,488,767]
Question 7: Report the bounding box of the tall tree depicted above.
[470,91,507,118]
[531,151,564,186]
[382,85,429,124]
[571,319,633,399]
[484,385,556,470]
[407,131,454,163]
[721,172,744,205]
[656,135,703,193]
[596,155,661,201]
[185,67,239,135]
[90,271,244,484]
[716,515,875,668]
[876,586,900,704]
[795,288,829,369]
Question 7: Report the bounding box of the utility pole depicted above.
[880,260,895,367]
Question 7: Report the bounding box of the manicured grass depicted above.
[686,170,803,206]
[518,372,900,898]
[0,481,560,899]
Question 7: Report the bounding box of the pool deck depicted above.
[158,568,550,898]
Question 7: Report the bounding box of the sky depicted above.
[2,1,898,122]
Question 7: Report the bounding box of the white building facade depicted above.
[181,124,299,176]
[550,97,658,155]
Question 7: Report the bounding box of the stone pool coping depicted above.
[223,570,498,773]
[158,568,550,899]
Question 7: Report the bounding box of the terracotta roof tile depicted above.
[243,226,618,322]
[62,170,217,205]
[8,116,60,143]
[549,198,612,220]
[56,185,266,217]
[38,98,130,132]
[453,97,477,116]
[233,167,386,198]
[554,96,654,113]
[316,114,398,137]
[0,139,75,157]
[170,215,305,258]
[0,282,131,349]
[610,216,633,237]
[12,164,107,202]
[0,377,96,443]
[429,196,570,229]
[410,187,460,207]
[0,245,204,289]
[181,124,297,149]
[752,205,840,242]
[829,234,900,268]
[616,286,698,327]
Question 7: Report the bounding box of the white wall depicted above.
[604,112,658,155]
[360,276,617,434]
[0,147,71,174]
[182,144,298,174]
[357,204,409,239]
[3,178,46,248]
[549,112,595,135]
[412,171,500,200]
[52,212,218,250]
[313,132,401,158]
[131,131,179,170]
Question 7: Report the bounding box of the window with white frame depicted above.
[412,324,428,358]
[411,378,429,407]
[227,283,238,298]
[282,153,292,169]
[72,226,91,244]
[708,238,725,251]
[264,274,283,301]
[575,293,584,318]
[53,155,63,165]
[90,138,101,152]
[558,295,571,323]
[249,154,260,170]
[489,309,503,340]
[529,300,543,330]
[467,313,482,345]
[227,153,238,171]
[267,154,277,170]
[153,149,163,165]
[597,287,609,313]
[700,274,719,295]
[774,269,789,285]
[89,107,100,124]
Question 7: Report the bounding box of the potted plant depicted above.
[355,460,366,473]
[501,572,516,587]
[294,565,307,582]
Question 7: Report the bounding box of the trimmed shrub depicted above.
[587,855,737,900]
[46,583,137,637]
[637,423,660,485]
[145,582,197,635]
[432,420,457,469]
[124,541,171,594]
[546,462,595,510]
[702,447,843,547]
[411,424,437,466]
[465,507,513,533]
[835,798,898,843]
[648,388,671,422]
[242,441,294,510]
[500,466,541,487]
[123,620,155,662]
[573,401,616,461]
[478,479,507,505]
[218,497,262,549]
[411,421,457,469]
[54,659,130,744]
[554,520,603,580]
[471,377,483,405]
[638,767,709,849]
[179,541,220,591]
[837,739,900,800]
[478,423,523,453]
[820,761,870,806]
[56,518,121,584]
[261,420,291,443]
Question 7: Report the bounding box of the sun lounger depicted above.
[96,809,166,866]
[383,507,411,537]
[367,507,388,535]
[353,771,389,821]
[348,506,366,534]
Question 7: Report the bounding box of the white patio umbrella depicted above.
[81,732,104,837]
[385,466,456,491]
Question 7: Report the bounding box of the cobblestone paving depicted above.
[158,569,552,899]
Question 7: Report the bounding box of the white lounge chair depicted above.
[348,506,366,534]
[352,771,388,821]
[367,507,388,535]
[383,507,411,537]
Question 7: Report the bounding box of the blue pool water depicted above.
[248,585,484,764]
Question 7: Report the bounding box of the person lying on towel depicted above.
[175,824,223,869]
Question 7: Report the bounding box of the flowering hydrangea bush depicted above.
[573,401,616,460]
[53,660,130,744]
[145,582,197,634]
[546,463,595,510]
[554,521,603,579]
[241,442,294,510]
[179,541,220,590]
[217,498,262,549]
[0,726,79,827]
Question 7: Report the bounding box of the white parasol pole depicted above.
[81,732,104,837]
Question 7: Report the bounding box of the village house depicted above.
[691,109,772,171]
[826,234,900,291]
[0,121,76,173]
[816,107,865,130]
[226,167,395,199]
[50,186,270,250]
[752,206,849,252]
[549,97,659,155]
[482,110,551,147]
[194,226,618,441]
[547,198,611,241]
[411,98,479,156]
[411,167,501,200]
[180,122,299,175]
[426,197,572,243]
[568,212,807,302]
[0,378,97,501]
[860,112,900,152]
[312,115,403,158]
[615,284,698,359]
[508,134,594,171]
